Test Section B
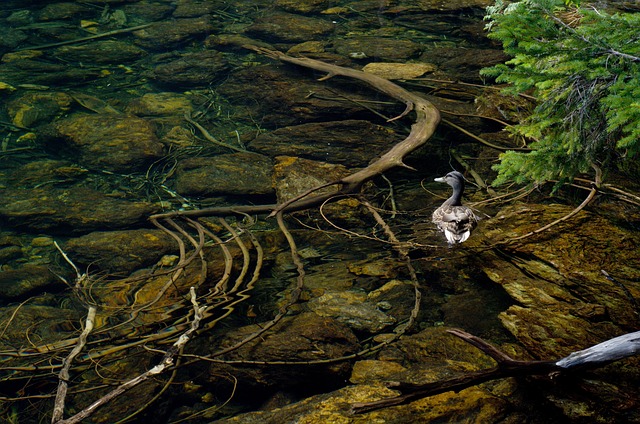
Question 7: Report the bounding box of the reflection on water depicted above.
[0,1,638,423]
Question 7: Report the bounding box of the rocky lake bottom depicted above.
[0,0,639,423]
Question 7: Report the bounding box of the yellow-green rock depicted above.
[362,62,436,80]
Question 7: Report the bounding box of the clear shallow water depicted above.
[1,1,638,423]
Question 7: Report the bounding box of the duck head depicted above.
[434,171,465,187]
[434,171,465,205]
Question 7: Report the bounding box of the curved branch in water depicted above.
[151,47,441,221]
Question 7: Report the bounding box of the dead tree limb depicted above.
[150,47,440,221]
[51,306,96,423]
[351,329,640,414]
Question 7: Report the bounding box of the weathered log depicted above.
[351,329,640,414]
[555,330,640,368]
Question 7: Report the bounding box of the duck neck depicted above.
[445,181,464,206]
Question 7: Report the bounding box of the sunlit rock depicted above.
[474,203,640,358]
[362,62,436,80]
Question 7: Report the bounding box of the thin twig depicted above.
[380,174,398,218]
[450,149,496,197]
[504,178,599,244]
[442,118,530,152]
[184,113,246,152]
[17,24,153,51]
[51,306,97,423]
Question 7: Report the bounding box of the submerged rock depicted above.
[122,1,175,21]
[272,155,350,203]
[251,120,402,167]
[362,61,437,80]
[349,359,408,384]
[307,289,396,333]
[208,312,360,391]
[48,113,165,173]
[245,12,335,44]
[63,229,178,274]
[172,0,220,18]
[0,27,28,51]
[275,0,335,13]
[125,92,193,117]
[36,2,92,21]
[420,46,508,82]
[0,298,82,351]
[53,40,147,64]
[473,203,640,358]
[148,50,230,88]
[216,65,401,127]
[333,37,423,62]
[214,327,510,423]
[175,152,274,197]
[0,58,101,86]
[7,91,73,128]
[0,264,63,301]
[408,0,493,11]
[214,383,507,423]
[132,17,216,50]
[0,186,159,234]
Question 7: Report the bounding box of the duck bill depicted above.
[434,177,445,182]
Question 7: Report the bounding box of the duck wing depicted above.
[432,206,478,243]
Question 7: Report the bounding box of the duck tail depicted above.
[445,229,471,244]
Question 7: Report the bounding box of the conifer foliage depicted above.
[482,0,640,185]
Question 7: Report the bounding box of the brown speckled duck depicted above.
[432,171,478,244]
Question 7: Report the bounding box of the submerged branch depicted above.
[51,306,97,423]
[17,24,153,51]
[152,46,440,221]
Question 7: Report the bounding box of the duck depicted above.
[432,171,478,244]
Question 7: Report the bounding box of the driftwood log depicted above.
[151,46,440,221]
[351,329,640,414]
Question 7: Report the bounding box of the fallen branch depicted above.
[351,329,640,414]
[51,306,96,423]
[151,46,441,221]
